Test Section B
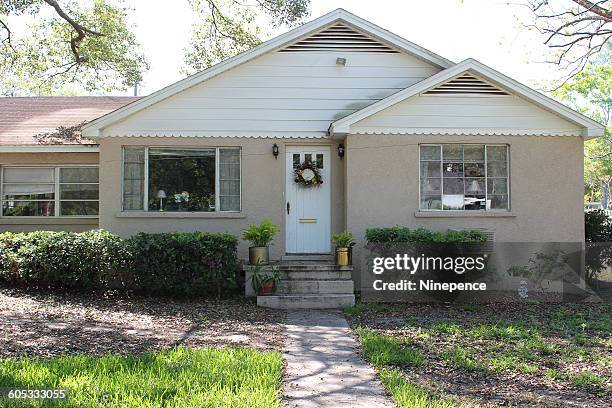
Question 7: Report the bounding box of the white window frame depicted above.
[418,144,510,212]
[121,146,242,213]
[0,165,99,218]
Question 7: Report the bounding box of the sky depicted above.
[127,0,567,96]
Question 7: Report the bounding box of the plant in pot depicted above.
[251,265,281,296]
[332,231,355,266]
[242,218,280,265]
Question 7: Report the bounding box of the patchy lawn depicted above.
[0,347,283,407]
[0,288,285,357]
[346,303,611,407]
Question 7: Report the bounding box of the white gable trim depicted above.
[82,9,453,138]
[330,58,605,138]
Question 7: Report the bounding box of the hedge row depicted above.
[0,230,238,297]
[365,226,487,243]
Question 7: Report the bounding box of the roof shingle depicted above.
[0,96,139,145]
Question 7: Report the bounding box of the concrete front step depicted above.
[281,254,334,262]
[257,294,355,309]
[276,279,354,295]
[282,269,353,280]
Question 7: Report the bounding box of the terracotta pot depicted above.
[258,282,274,296]
[249,246,269,265]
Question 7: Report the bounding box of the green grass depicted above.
[568,371,608,394]
[0,347,283,407]
[440,347,485,372]
[378,368,455,408]
[354,327,424,367]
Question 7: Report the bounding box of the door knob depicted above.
[287,202,290,214]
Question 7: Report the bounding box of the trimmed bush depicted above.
[0,230,238,297]
[365,227,487,243]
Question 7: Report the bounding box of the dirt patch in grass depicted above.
[0,288,285,358]
[346,303,611,407]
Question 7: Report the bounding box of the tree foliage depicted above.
[526,0,611,79]
[0,0,149,95]
[553,48,611,202]
[182,0,310,75]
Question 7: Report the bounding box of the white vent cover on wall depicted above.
[423,73,510,96]
[279,23,399,53]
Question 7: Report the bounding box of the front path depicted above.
[283,309,392,407]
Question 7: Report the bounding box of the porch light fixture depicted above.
[272,143,279,159]
[156,190,167,211]
[336,57,347,66]
[338,143,345,159]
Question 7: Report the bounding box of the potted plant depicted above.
[332,231,355,266]
[250,266,280,295]
[242,218,280,265]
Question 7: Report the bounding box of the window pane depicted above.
[219,148,241,212]
[421,178,441,194]
[3,168,53,183]
[443,163,463,177]
[123,147,145,210]
[293,154,300,169]
[304,153,312,163]
[464,163,485,177]
[2,184,54,200]
[443,145,463,161]
[443,178,464,194]
[464,145,485,162]
[60,201,99,216]
[487,161,507,177]
[487,178,508,195]
[442,195,464,210]
[489,194,509,210]
[316,154,323,169]
[420,145,440,161]
[487,146,507,162]
[2,201,54,216]
[420,162,441,178]
[60,184,99,200]
[420,195,442,210]
[60,168,98,183]
[148,148,216,212]
[465,178,485,194]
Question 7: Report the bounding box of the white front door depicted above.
[285,146,331,254]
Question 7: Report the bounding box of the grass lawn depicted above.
[0,347,283,407]
[346,303,611,407]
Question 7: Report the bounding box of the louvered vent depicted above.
[280,23,398,53]
[423,73,509,96]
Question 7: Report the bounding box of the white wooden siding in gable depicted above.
[350,94,583,136]
[104,52,441,138]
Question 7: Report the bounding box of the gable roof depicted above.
[0,96,139,147]
[330,59,605,138]
[81,8,453,138]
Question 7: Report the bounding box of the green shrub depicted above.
[331,231,354,248]
[365,227,487,243]
[0,230,238,298]
[585,210,612,242]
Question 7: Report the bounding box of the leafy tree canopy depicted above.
[0,0,149,96]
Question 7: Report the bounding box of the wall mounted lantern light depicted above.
[272,143,279,159]
[338,143,345,159]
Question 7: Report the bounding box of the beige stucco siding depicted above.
[345,134,584,243]
[98,137,345,260]
[0,152,99,232]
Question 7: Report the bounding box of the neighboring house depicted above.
[0,9,605,267]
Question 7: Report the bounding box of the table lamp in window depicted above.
[467,180,482,194]
[156,190,167,211]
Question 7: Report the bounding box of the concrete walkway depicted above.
[283,310,392,407]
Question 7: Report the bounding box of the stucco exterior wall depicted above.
[345,134,584,281]
[98,137,345,260]
[0,152,99,232]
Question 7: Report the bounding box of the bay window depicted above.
[122,147,241,212]
[0,166,99,216]
[420,144,509,211]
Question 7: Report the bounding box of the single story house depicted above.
[0,9,605,268]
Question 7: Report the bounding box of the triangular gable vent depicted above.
[279,23,399,53]
[423,73,510,96]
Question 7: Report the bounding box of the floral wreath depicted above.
[294,160,323,187]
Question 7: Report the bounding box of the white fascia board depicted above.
[82,9,454,138]
[0,145,99,153]
[330,58,606,138]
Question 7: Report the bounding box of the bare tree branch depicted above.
[572,0,612,21]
